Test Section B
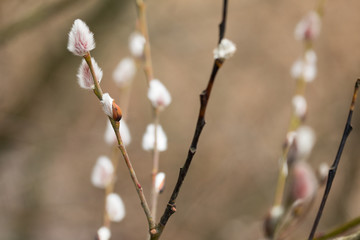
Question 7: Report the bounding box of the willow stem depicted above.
[151,107,161,221]
[111,119,156,230]
[315,216,360,240]
[83,52,103,100]
[136,0,154,84]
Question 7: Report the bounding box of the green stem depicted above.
[83,52,103,100]
[151,107,161,221]
[314,216,360,240]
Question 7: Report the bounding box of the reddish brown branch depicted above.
[151,1,229,239]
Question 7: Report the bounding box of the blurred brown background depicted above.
[1,0,360,239]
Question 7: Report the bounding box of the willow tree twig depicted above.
[83,51,155,231]
[134,0,162,222]
[308,79,360,240]
[332,231,360,240]
[315,216,360,240]
[136,0,154,84]
[150,1,229,239]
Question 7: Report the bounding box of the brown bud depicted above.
[112,101,122,121]
[263,205,284,238]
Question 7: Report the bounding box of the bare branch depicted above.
[308,79,360,239]
[151,1,229,239]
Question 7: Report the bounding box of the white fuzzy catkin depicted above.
[213,38,236,60]
[97,226,111,240]
[294,11,321,41]
[101,93,114,118]
[142,124,168,152]
[129,32,146,58]
[147,79,172,109]
[91,156,114,189]
[77,58,103,89]
[295,126,316,159]
[292,95,307,118]
[113,57,136,87]
[67,19,95,56]
[291,50,317,82]
[104,120,131,146]
[106,193,126,222]
[155,172,166,193]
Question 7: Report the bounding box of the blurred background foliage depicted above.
[1,0,360,239]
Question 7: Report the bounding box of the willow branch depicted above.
[315,216,360,240]
[151,1,229,239]
[332,231,360,240]
[111,119,155,230]
[136,0,154,84]
[83,52,155,230]
[308,79,360,240]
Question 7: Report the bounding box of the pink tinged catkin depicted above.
[291,161,318,201]
[91,156,114,189]
[147,79,172,110]
[106,193,126,222]
[67,19,95,56]
[77,58,103,89]
[294,11,321,41]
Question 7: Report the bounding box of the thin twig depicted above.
[111,119,156,230]
[134,0,161,223]
[136,0,154,84]
[151,108,161,220]
[315,216,360,240]
[83,51,155,231]
[332,231,360,240]
[308,79,360,240]
[150,1,229,239]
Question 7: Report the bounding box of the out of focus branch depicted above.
[308,79,360,239]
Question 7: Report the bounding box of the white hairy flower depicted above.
[148,79,172,109]
[113,57,137,87]
[142,124,168,152]
[295,126,316,160]
[77,58,103,89]
[294,11,321,41]
[91,156,114,189]
[129,32,146,58]
[104,120,131,146]
[101,93,114,118]
[155,172,166,193]
[290,50,317,82]
[67,19,95,56]
[106,193,126,222]
[292,95,307,118]
[97,226,111,240]
[213,38,236,60]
